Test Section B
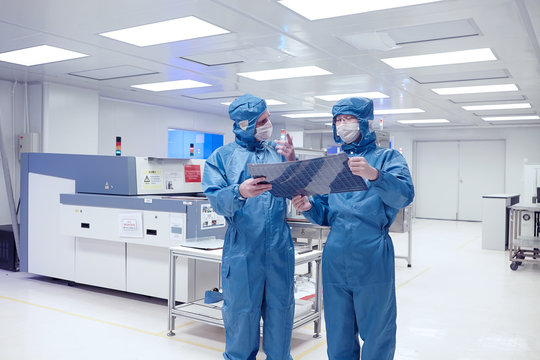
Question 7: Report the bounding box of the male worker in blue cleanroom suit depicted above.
[292,97,415,360]
[202,94,296,360]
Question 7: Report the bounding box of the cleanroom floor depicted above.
[1,218,539,360]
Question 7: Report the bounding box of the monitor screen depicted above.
[168,129,223,159]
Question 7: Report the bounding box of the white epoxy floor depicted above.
[1,219,539,359]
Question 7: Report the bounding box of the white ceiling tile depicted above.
[410,69,509,84]
[448,94,528,104]
[386,19,479,45]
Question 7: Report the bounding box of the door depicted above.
[415,140,505,221]
[415,141,459,220]
[458,140,505,220]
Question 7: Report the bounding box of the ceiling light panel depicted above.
[482,115,539,121]
[462,103,531,111]
[374,108,425,115]
[237,66,331,81]
[131,80,212,91]
[278,0,442,21]
[283,113,333,118]
[381,48,496,69]
[99,16,230,47]
[433,84,519,95]
[0,45,88,66]
[315,92,389,101]
[222,100,285,106]
[265,99,286,105]
[397,119,449,124]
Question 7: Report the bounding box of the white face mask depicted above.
[254,121,273,141]
[336,122,360,144]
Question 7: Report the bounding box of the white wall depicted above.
[98,98,232,157]
[42,83,99,154]
[391,127,540,196]
[28,83,43,142]
[3,78,539,224]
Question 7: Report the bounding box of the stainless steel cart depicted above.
[167,244,323,338]
[508,203,540,271]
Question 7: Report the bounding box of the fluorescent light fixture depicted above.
[282,113,332,118]
[374,108,425,115]
[99,16,229,46]
[278,0,442,21]
[397,119,449,124]
[237,66,331,81]
[266,99,286,105]
[432,84,518,95]
[221,99,286,106]
[315,92,389,101]
[0,45,88,66]
[462,103,531,111]
[482,115,539,121]
[131,80,211,91]
[381,48,496,69]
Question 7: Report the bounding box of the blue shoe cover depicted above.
[204,290,223,304]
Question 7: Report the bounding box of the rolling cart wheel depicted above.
[510,262,519,271]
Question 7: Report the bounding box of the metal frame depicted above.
[391,205,413,267]
[508,203,540,271]
[394,226,413,268]
[167,245,323,338]
[0,120,20,261]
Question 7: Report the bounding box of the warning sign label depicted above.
[184,164,201,183]
[142,169,163,189]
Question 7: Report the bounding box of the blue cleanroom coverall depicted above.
[302,97,414,360]
[202,94,294,360]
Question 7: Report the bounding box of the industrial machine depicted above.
[20,153,225,301]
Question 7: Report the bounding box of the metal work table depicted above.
[287,219,329,250]
[509,203,540,271]
[288,205,413,268]
[167,243,323,338]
